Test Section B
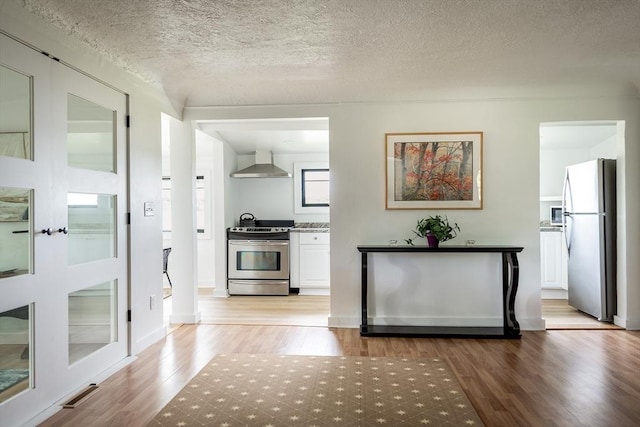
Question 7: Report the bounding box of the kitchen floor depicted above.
[542,299,623,330]
[164,289,329,330]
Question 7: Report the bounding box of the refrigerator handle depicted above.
[562,171,572,252]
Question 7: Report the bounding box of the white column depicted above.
[169,117,201,323]
[212,139,229,297]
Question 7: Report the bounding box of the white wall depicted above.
[540,148,591,198]
[328,102,545,330]
[591,135,617,159]
[128,94,167,352]
[186,92,640,331]
[194,131,215,287]
[233,152,330,223]
[539,131,617,203]
[539,132,618,223]
[223,141,239,229]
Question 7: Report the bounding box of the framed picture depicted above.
[385,132,483,209]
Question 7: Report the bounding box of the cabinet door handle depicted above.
[41,228,52,235]
[58,226,69,234]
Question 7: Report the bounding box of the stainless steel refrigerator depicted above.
[562,159,616,321]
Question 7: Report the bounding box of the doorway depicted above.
[539,121,620,329]
[160,117,331,327]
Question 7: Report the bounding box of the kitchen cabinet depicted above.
[540,231,568,289]
[290,232,330,295]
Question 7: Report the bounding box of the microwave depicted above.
[550,206,563,226]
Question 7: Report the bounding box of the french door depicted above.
[0,34,129,425]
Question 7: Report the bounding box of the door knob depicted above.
[58,226,68,234]
[41,228,52,235]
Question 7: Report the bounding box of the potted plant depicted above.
[405,215,460,247]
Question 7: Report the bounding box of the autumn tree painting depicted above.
[394,140,474,201]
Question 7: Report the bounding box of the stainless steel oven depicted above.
[227,220,293,296]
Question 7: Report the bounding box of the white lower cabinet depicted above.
[290,232,330,295]
[540,231,567,289]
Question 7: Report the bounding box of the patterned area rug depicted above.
[148,354,484,426]
[0,369,29,392]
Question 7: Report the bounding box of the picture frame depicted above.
[385,132,483,210]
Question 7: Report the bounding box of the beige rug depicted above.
[148,354,484,426]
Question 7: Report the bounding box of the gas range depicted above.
[227,219,294,296]
[229,226,291,233]
[228,219,295,240]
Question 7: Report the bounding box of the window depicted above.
[294,162,329,214]
[162,174,209,236]
[302,169,329,207]
[161,177,171,234]
[195,175,206,234]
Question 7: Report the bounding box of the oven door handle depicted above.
[229,240,289,246]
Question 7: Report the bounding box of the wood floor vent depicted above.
[63,383,99,408]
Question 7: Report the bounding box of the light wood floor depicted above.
[38,324,640,427]
[164,290,330,327]
[542,299,623,329]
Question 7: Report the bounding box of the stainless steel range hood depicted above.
[231,151,292,178]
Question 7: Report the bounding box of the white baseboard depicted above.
[370,316,503,327]
[625,318,640,330]
[328,316,359,328]
[541,288,568,299]
[131,325,167,355]
[169,312,202,324]
[326,315,545,331]
[197,283,228,298]
[211,286,228,298]
[614,315,640,330]
[298,288,330,296]
[519,317,546,331]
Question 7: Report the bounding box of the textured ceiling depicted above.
[16,0,640,112]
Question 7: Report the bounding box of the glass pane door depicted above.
[0,65,32,160]
[67,193,116,265]
[0,187,31,277]
[52,61,128,373]
[68,280,116,365]
[67,94,115,173]
[0,34,52,420]
[0,34,128,425]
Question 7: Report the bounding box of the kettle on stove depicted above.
[239,213,256,227]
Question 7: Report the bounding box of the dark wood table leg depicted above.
[361,252,368,333]
[502,251,521,337]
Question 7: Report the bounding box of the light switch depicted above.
[144,202,155,217]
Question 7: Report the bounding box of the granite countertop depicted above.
[291,222,330,232]
[540,227,564,232]
[540,221,564,232]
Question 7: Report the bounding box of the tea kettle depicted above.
[239,213,256,227]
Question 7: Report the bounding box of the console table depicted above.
[357,245,524,339]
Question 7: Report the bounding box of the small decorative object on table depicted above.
[405,215,460,248]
